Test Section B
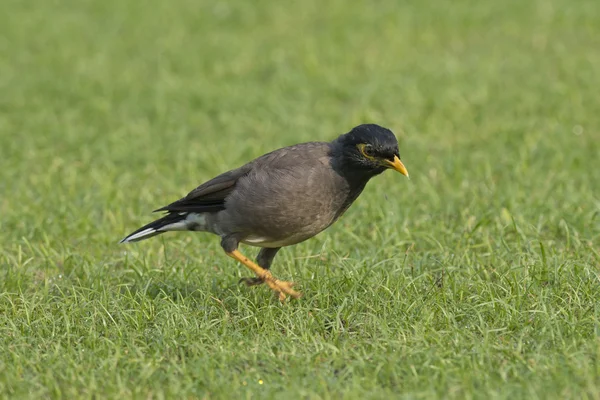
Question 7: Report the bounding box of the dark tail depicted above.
[119,213,195,243]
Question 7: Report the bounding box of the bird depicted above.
[120,124,409,301]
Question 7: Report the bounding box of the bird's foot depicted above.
[262,274,301,302]
[239,274,300,301]
[227,249,302,302]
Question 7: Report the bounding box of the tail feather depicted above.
[119,212,206,243]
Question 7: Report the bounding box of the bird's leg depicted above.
[240,247,281,287]
[227,250,301,301]
[221,237,300,301]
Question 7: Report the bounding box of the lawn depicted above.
[1,0,599,398]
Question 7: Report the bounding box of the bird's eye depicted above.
[358,144,376,159]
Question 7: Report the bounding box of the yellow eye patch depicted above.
[357,143,377,160]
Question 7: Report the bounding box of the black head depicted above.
[332,124,409,178]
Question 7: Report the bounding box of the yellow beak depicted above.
[385,155,409,178]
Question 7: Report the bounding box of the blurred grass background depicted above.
[1,0,599,398]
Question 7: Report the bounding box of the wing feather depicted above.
[154,169,248,213]
[153,142,331,214]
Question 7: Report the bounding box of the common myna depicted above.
[120,124,409,300]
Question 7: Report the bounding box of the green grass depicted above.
[1,0,600,398]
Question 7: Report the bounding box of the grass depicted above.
[1,0,600,398]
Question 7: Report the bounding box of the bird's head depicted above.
[332,124,409,179]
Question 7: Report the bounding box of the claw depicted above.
[262,277,301,301]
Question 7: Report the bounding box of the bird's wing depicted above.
[154,142,331,214]
[154,167,250,213]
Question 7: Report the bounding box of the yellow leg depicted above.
[226,249,301,301]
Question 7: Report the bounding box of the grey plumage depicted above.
[120,124,409,300]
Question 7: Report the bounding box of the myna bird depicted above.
[120,124,409,300]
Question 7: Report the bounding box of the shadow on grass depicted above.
[120,277,253,304]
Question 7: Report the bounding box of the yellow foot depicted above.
[227,249,302,302]
[263,277,300,302]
